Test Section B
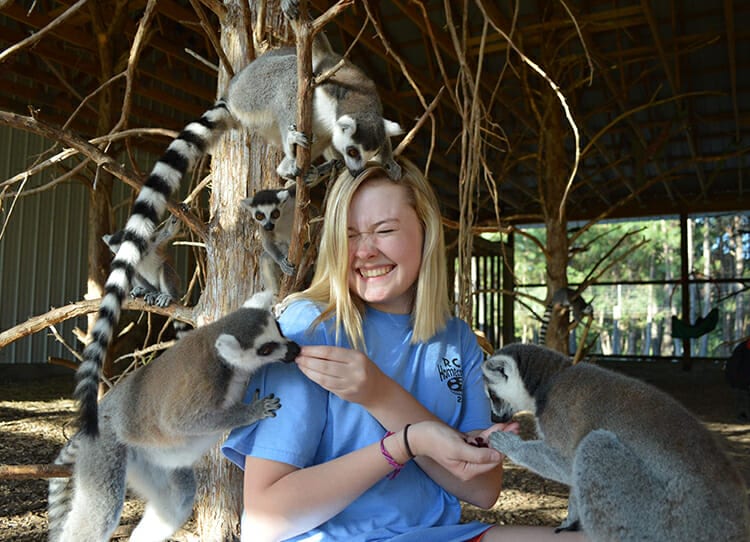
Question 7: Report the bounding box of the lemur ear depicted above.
[277,188,294,204]
[239,197,253,210]
[383,119,404,137]
[242,290,274,310]
[337,115,356,135]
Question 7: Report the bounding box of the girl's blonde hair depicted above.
[283,158,451,351]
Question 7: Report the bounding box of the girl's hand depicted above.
[295,345,387,405]
[408,421,504,481]
[465,421,521,448]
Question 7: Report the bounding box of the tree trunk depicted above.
[191,2,284,539]
[540,87,570,354]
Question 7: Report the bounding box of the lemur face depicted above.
[243,189,293,232]
[332,115,404,180]
[214,291,300,373]
[483,353,536,422]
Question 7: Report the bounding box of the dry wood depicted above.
[0,111,207,242]
[0,299,194,350]
[280,0,314,299]
[280,0,352,297]
[0,0,89,64]
[0,463,72,480]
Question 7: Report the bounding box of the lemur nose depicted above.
[284,341,301,362]
[264,223,275,231]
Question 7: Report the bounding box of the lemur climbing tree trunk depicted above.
[191,1,286,539]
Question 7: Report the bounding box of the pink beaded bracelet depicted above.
[380,431,405,480]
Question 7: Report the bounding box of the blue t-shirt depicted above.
[222,300,493,541]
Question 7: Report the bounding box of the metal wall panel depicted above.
[0,125,89,364]
[0,123,197,365]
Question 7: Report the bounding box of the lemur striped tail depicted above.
[47,438,80,542]
[538,304,553,345]
[75,101,233,437]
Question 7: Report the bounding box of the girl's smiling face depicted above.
[347,178,423,314]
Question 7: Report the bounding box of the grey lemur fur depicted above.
[75,3,401,437]
[538,287,593,345]
[102,214,182,308]
[48,290,300,542]
[241,186,297,296]
[483,343,750,542]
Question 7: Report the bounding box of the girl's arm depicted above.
[241,422,502,541]
[296,345,508,507]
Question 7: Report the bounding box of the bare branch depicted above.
[475,0,581,223]
[112,0,158,133]
[189,0,235,78]
[0,0,89,65]
[394,87,445,157]
[0,111,206,242]
[0,299,195,350]
[311,0,354,34]
[0,464,72,480]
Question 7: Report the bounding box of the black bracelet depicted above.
[403,424,415,459]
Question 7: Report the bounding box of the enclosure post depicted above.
[680,213,693,370]
[502,232,515,347]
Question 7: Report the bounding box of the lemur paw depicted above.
[286,126,309,148]
[555,519,581,533]
[277,157,301,181]
[489,430,523,453]
[130,286,148,298]
[251,393,282,419]
[280,257,296,276]
[303,159,341,187]
[144,292,173,307]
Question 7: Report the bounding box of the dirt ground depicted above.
[1,361,749,541]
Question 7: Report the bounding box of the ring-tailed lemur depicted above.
[48,290,300,542]
[102,214,182,308]
[241,186,296,296]
[76,20,401,437]
[483,343,750,542]
[538,287,593,345]
[103,213,192,343]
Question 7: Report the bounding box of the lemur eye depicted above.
[346,147,360,159]
[271,210,280,219]
[255,212,265,221]
[257,342,277,356]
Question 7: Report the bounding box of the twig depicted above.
[1,128,177,193]
[63,72,126,131]
[0,464,73,480]
[0,0,89,64]
[184,48,219,71]
[0,111,206,242]
[112,0,158,133]
[189,0,234,78]
[394,87,445,157]
[0,174,29,241]
[0,299,195,350]
[362,1,435,165]
[475,0,581,223]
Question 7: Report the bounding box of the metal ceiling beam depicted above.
[642,0,708,197]
[724,0,744,196]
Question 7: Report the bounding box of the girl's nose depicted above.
[352,232,378,257]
